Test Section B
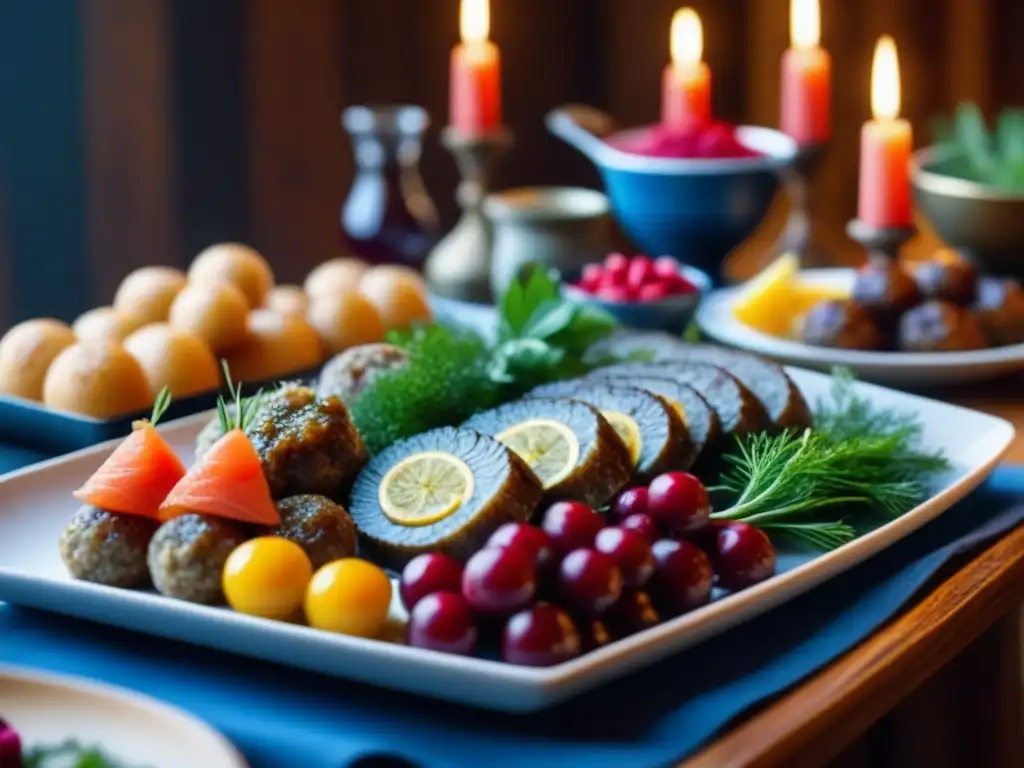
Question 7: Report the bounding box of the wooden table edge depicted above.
[682,521,1024,768]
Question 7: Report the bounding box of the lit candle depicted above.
[661,8,712,130]
[449,0,502,134]
[858,36,913,228]
[780,0,831,144]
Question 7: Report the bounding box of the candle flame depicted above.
[871,35,901,121]
[790,0,820,50]
[670,8,703,68]
[460,0,490,45]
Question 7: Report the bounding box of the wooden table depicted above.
[684,395,1024,768]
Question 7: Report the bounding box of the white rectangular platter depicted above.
[0,367,1014,712]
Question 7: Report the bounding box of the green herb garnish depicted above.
[349,265,620,453]
[147,386,172,427]
[24,739,137,767]
[712,369,950,549]
[933,101,1024,190]
[216,360,264,434]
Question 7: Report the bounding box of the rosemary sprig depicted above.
[217,360,264,433]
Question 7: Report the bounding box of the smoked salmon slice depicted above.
[159,428,280,526]
[73,390,186,520]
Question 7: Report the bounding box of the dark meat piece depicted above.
[851,257,921,322]
[274,494,358,569]
[800,299,887,350]
[246,387,368,500]
[972,277,1024,346]
[195,381,308,460]
[898,300,989,352]
[914,256,978,306]
[586,362,770,440]
[147,514,249,604]
[59,505,158,588]
[317,343,409,402]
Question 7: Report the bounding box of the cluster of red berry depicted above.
[400,472,777,667]
[573,254,700,304]
[607,121,762,160]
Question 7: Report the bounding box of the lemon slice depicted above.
[600,410,643,468]
[379,451,474,526]
[496,419,580,490]
[731,253,800,336]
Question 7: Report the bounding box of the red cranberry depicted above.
[486,523,556,571]
[557,549,623,617]
[502,604,581,667]
[609,590,661,635]
[604,253,629,280]
[620,513,660,542]
[594,527,655,588]
[713,522,776,591]
[647,472,711,535]
[637,282,670,302]
[541,501,605,555]
[626,255,655,291]
[650,538,713,615]
[406,592,478,656]
[399,553,464,611]
[461,546,537,616]
[597,285,633,303]
[653,256,680,280]
[579,617,615,652]
[611,487,649,521]
[579,264,604,292]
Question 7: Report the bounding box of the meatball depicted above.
[59,505,158,588]
[273,494,357,569]
[316,343,409,402]
[914,257,978,306]
[195,380,308,459]
[851,257,921,322]
[247,388,368,500]
[972,277,1024,346]
[147,514,248,604]
[800,299,887,350]
[898,300,989,352]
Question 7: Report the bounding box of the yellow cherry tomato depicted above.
[223,537,313,620]
[304,558,393,638]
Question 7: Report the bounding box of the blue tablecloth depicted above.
[1,452,1022,768]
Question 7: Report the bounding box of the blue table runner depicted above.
[1,456,1022,768]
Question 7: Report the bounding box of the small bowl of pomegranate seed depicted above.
[561,253,711,332]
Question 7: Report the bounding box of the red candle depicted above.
[661,8,712,129]
[858,36,913,228]
[450,0,502,134]
[780,0,831,144]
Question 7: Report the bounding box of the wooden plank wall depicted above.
[0,0,1018,322]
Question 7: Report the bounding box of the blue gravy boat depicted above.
[546,105,797,285]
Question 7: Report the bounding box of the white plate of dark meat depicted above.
[696,268,1024,387]
[0,344,1012,712]
[0,665,246,767]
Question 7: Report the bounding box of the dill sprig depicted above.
[216,360,264,434]
[712,368,951,549]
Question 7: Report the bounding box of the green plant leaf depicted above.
[547,304,617,355]
[955,101,996,179]
[522,300,578,341]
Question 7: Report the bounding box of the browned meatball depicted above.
[898,300,989,352]
[247,388,368,501]
[851,257,921,322]
[60,505,158,588]
[316,343,409,403]
[195,380,307,460]
[147,514,248,604]
[972,277,1024,346]
[273,495,357,569]
[914,258,978,306]
[800,299,887,350]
